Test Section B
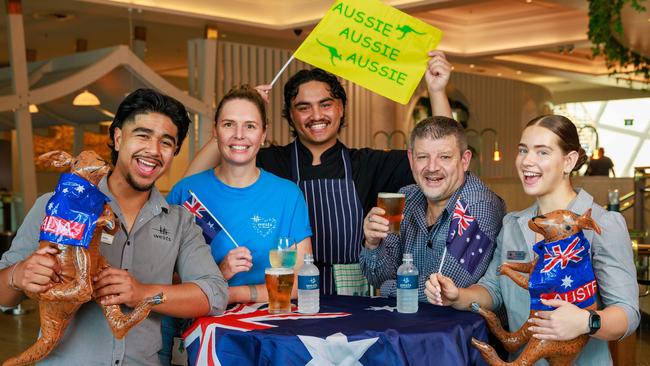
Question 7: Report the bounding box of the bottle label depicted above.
[298,275,319,290]
[397,275,418,290]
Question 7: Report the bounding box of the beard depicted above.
[126,172,155,192]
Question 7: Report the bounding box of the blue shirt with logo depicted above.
[167,169,312,286]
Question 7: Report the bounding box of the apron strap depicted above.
[290,140,301,183]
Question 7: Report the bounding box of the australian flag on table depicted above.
[182,191,221,244]
[446,198,493,274]
[529,231,597,311]
[39,173,110,248]
[183,303,352,366]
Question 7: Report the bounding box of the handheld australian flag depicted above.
[182,191,221,244]
[446,198,493,274]
[39,173,110,248]
[529,231,597,311]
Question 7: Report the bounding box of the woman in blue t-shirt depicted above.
[168,85,313,303]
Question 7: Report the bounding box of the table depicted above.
[184,295,488,366]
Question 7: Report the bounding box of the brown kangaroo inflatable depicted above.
[470,209,601,366]
[3,150,165,366]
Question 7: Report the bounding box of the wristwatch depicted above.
[587,310,601,335]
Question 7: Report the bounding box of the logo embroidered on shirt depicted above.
[153,225,172,242]
[250,214,277,238]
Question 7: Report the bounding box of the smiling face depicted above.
[112,112,178,192]
[289,80,343,149]
[214,98,266,167]
[408,135,471,204]
[516,125,578,198]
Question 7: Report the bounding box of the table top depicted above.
[185,295,488,366]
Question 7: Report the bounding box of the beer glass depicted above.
[269,237,297,268]
[265,267,294,314]
[377,192,406,233]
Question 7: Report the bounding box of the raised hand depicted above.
[254,84,272,104]
[425,50,452,93]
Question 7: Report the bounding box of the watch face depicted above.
[592,315,601,329]
[590,311,601,333]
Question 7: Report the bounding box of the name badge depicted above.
[101,232,114,245]
[506,250,526,261]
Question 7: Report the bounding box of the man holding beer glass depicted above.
[360,116,506,302]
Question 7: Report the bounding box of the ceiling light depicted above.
[493,149,501,162]
[497,72,502,77]
[516,70,522,75]
[29,104,39,113]
[526,0,532,3]
[469,64,475,68]
[73,90,100,106]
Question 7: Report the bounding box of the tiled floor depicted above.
[2,296,650,364]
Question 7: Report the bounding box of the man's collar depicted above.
[296,138,343,164]
[99,175,169,215]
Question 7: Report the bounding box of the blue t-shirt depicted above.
[167,169,312,286]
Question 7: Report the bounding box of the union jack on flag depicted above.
[182,191,220,244]
[446,197,492,274]
[183,195,206,219]
[541,236,584,273]
[452,199,475,237]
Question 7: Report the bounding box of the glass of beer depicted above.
[269,237,297,268]
[377,192,406,233]
[265,267,294,314]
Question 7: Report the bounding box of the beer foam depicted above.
[265,267,294,275]
[378,192,405,198]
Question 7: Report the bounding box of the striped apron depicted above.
[290,141,364,294]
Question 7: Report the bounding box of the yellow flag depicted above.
[294,0,443,105]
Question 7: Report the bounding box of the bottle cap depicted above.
[304,253,314,261]
[403,253,413,261]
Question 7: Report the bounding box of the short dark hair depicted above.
[214,84,267,129]
[409,116,467,154]
[108,88,191,165]
[282,68,347,136]
[525,115,587,172]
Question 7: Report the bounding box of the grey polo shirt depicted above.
[478,189,639,366]
[0,177,228,366]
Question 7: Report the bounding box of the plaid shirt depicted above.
[360,172,506,302]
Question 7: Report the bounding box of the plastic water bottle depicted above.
[397,253,418,313]
[298,253,319,314]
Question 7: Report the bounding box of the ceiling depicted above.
[0,0,648,128]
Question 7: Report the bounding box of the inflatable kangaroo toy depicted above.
[470,209,601,366]
[3,150,165,366]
